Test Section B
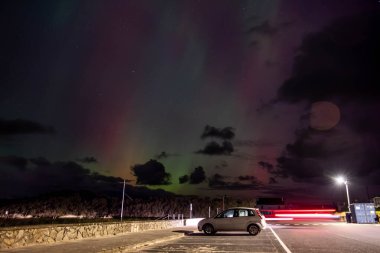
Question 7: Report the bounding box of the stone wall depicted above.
[0,220,184,249]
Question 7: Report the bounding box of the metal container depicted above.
[350,203,377,224]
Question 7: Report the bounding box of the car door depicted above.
[212,209,236,231]
[231,209,250,230]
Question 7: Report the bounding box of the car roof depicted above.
[226,207,257,210]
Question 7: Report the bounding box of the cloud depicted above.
[156,152,168,160]
[238,175,257,181]
[0,155,28,170]
[274,126,375,184]
[271,11,380,187]
[0,118,55,135]
[234,139,280,148]
[189,166,206,184]
[258,161,274,172]
[77,156,98,163]
[208,174,262,190]
[196,141,234,156]
[201,125,235,140]
[178,175,189,184]
[178,166,206,185]
[276,11,379,103]
[214,160,228,169]
[154,151,178,160]
[269,177,278,184]
[258,160,286,178]
[0,156,173,199]
[247,21,277,36]
[0,156,115,198]
[131,160,171,185]
[30,157,51,166]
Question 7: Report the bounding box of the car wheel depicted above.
[248,224,260,236]
[203,224,215,235]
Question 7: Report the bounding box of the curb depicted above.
[98,233,185,253]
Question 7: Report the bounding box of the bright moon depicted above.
[310,101,340,130]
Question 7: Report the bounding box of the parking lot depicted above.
[137,222,380,253]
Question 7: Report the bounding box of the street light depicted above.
[335,176,351,213]
[220,195,227,210]
[120,179,133,222]
[121,179,126,222]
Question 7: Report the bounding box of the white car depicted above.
[198,207,266,236]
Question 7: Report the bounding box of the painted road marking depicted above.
[269,226,292,253]
[269,222,373,227]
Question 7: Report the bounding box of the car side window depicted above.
[239,209,248,217]
[215,211,224,218]
[222,209,235,218]
[248,209,255,216]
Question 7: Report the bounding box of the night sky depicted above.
[1,0,379,204]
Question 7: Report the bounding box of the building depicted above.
[256,197,285,210]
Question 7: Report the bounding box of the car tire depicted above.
[247,224,260,236]
[203,224,215,235]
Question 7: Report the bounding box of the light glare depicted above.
[335,176,345,184]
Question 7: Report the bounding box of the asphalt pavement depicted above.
[0,226,196,253]
[2,222,380,253]
[137,222,380,253]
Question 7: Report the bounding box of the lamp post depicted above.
[335,176,351,213]
[121,179,126,222]
[120,179,133,222]
[221,195,227,210]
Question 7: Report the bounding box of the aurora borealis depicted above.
[1,0,379,203]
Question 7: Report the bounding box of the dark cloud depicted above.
[77,156,98,163]
[131,159,171,185]
[178,167,206,185]
[208,173,228,188]
[238,175,257,181]
[247,20,277,36]
[258,160,286,178]
[30,157,51,166]
[0,156,115,198]
[156,152,168,160]
[154,151,178,160]
[208,174,262,190]
[285,128,344,159]
[249,40,259,47]
[272,11,380,187]
[201,125,235,140]
[179,175,189,184]
[189,166,206,184]
[258,161,274,172]
[234,139,281,148]
[0,155,28,170]
[275,126,378,184]
[214,160,228,170]
[196,141,234,156]
[0,119,55,135]
[276,12,380,103]
[269,177,278,184]
[0,156,173,199]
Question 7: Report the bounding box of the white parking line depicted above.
[269,226,292,253]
